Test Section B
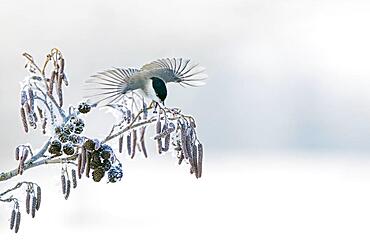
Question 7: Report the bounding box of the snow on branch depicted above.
[0,48,204,233]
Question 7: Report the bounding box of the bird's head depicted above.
[151,77,167,105]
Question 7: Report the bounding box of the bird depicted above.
[85,58,207,106]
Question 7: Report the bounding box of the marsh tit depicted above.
[86,58,207,105]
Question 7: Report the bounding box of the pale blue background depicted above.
[1,0,370,157]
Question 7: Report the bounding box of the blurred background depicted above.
[1,0,370,246]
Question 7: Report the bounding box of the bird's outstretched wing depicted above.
[141,58,207,87]
[85,68,139,105]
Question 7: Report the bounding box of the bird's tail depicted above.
[84,68,139,105]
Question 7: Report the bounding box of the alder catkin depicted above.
[80,147,87,175]
[37,106,43,119]
[20,90,27,106]
[49,71,56,95]
[71,169,77,188]
[28,88,34,112]
[42,117,47,134]
[163,127,170,152]
[57,72,63,107]
[61,174,66,194]
[160,123,167,150]
[24,102,31,114]
[15,146,20,160]
[156,116,161,135]
[154,123,175,140]
[33,111,38,123]
[192,144,198,178]
[197,143,203,178]
[181,125,188,159]
[36,186,41,210]
[77,153,82,179]
[65,180,71,200]
[10,209,16,230]
[31,196,36,218]
[22,148,29,161]
[178,151,184,165]
[185,129,193,164]
[20,107,28,133]
[26,192,31,214]
[131,130,137,159]
[60,58,65,74]
[14,211,21,233]
[156,118,162,154]
[58,87,63,107]
[18,159,25,175]
[127,134,131,156]
[118,135,123,153]
[140,127,148,158]
[85,151,91,178]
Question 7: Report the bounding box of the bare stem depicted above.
[102,106,194,143]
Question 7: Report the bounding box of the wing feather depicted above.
[141,58,207,86]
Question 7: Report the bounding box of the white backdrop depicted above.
[1,0,370,246]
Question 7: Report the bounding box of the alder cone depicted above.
[92,167,105,182]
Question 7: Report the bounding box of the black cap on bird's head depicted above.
[151,77,167,104]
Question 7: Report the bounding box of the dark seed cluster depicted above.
[107,163,123,183]
[63,143,75,156]
[49,116,87,156]
[78,139,123,183]
[49,139,62,155]
[78,102,91,114]
[55,116,85,143]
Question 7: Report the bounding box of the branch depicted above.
[103,112,182,143]
[0,153,78,182]
[0,48,205,234]
[22,51,67,120]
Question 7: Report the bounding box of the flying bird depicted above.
[85,58,207,105]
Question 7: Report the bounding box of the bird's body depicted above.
[86,58,207,105]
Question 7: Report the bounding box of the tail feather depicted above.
[84,67,139,105]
